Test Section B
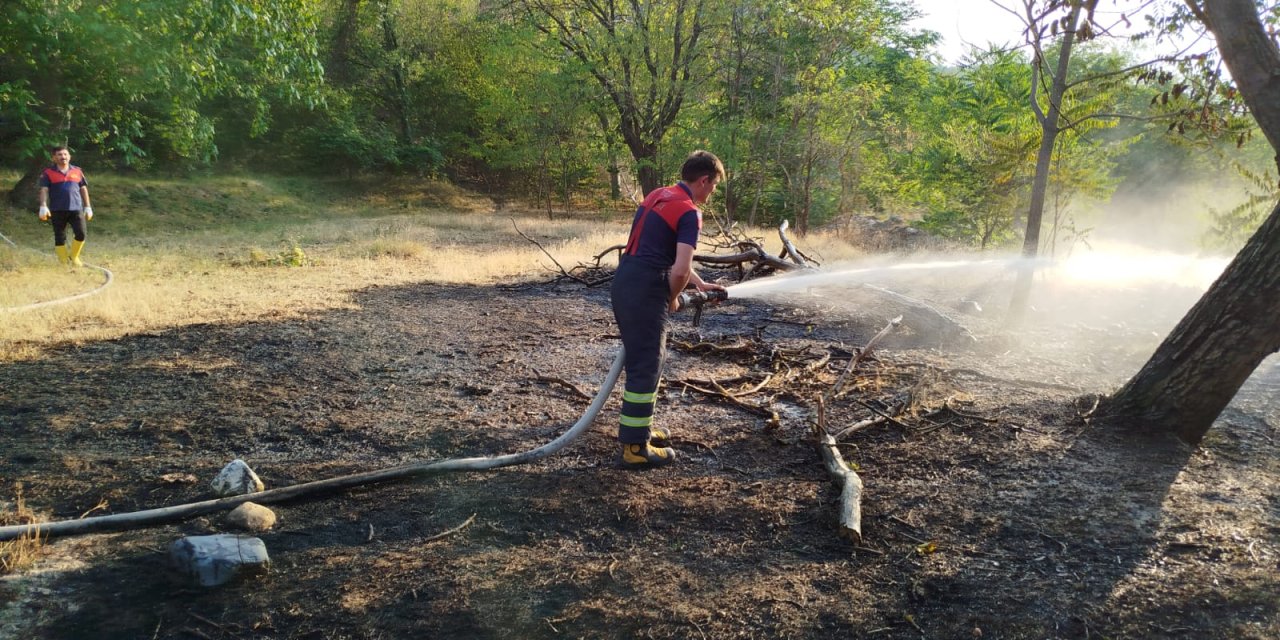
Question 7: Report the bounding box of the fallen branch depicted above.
[672,339,759,355]
[814,398,863,543]
[693,245,804,273]
[824,315,903,405]
[777,220,811,267]
[857,400,911,430]
[512,219,585,284]
[673,377,780,423]
[832,416,889,440]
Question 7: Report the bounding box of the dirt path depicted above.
[1,278,1276,639]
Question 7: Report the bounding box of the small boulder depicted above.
[226,502,277,532]
[211,459,264,496]
[168,535,270,587]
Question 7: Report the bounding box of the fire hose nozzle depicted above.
[676,288,728,311]
[676,289,729,326]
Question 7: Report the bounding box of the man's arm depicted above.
[38,187,49,220]
[668,243,696,310]
[668,243,726,311]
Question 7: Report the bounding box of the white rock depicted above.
[226,502,277,532]
[211,459,265,496]
[168,535,270,587]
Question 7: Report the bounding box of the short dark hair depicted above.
[680,150,724,184]
[50,145,69,155]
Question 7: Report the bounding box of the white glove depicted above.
[38,204,49,221]
[84,206,93,221]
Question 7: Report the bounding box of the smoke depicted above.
[1092,158,1265,255]
[723,244,1232,389]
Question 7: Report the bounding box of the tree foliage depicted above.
[0,0,325,171]
[0,0,1273,252]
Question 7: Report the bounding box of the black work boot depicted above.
[619,442,676,469]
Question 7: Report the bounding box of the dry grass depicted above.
[0,484,46,575]
[0,209,635,361]
[0,172,868,362]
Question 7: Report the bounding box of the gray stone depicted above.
[168,535,270,587]
[226,502,277,532]
[211,459,264,496]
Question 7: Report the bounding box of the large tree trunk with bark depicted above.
[1099,0,1280,444]
[623,136,661,196]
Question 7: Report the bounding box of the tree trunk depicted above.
[629,144,661,196]
[1099,0,1280,444]
[328,0,364,86]
[1009,1,1081,317]
[1100,201,1280,443]
[379,3,413,144]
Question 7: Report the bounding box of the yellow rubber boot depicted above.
[649,426,672,446]
[54,245,70,265]
[620,442,676,469]
[69,239,85,267]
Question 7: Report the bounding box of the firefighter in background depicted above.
[612,150,727,469]
[37,146,93,267]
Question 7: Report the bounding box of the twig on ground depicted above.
[673,378,779,420]
[857,400,911,431]
[833,416,889,440]
[423,513,477,544]
[79,499,109,520]
[531,369,592,401]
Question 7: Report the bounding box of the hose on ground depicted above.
[0,347,625,541]
[0,229,114,312]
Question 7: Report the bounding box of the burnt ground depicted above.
[0,274,1277,640]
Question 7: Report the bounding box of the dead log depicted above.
[777,220,811,267]
[814,398,863,543]
[693,245,803,273]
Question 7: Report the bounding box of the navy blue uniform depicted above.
[38,165,88,245]
[611,183,702,444]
